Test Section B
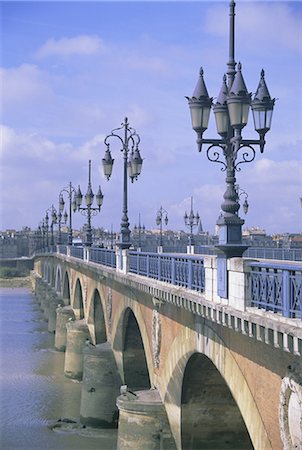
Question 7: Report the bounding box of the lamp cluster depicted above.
[186,0,275,259]
[73,160,104,247]
[187,64,275,153]
[184,197,200,245]
[103,117,143,249]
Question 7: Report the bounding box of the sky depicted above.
[1,0,301,236]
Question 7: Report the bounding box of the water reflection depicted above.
[0,287,117,450]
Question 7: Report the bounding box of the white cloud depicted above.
[0,124,72,163]
[35,35,106,58]
[0,64,52,104]
[245,158,302,185]
[205,3,302,53]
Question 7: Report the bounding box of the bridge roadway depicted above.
[31,248,302,450]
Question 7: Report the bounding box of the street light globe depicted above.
[102,146,114,180]
[186,67,213,135]
[227,63,251,130]
[213,74,229,137]
[251,69,275,140]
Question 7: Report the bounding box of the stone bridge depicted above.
[31,250,302,450]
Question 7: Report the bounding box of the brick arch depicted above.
[87,288,107,345]
[46,262,51,283]
[50,264,56,287]
[160,321,272,450]
[72,278,84,319]
[111,301,154,388]
[62,270,71,306]
[55,264,63,294]
[41,260,47,279]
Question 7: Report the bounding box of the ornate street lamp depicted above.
[103,117,143,249]
[235,185,249,215]
[184,197,200,245]
[156,206,168,248]
[46,205,57,247]
[108,224,116,249]
[44,212,49,249]
[38,222,44,251]
[55,194,68,245]
[59,182,76,245]
[134,213,145,250]
[186,0,275,258]
[75,160,104,247]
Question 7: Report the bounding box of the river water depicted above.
[0,287,118,450]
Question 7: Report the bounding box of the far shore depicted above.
[0,277,32,288]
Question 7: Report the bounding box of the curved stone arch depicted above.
[62,270,71,306]
[87,288,107,345]
[72,278,84,320]
[112,301,154,388]
[50,264,56,288]
[160,320,272,450]
[55,264,63,294]
[46,262,51,283]
[41,260,47,279]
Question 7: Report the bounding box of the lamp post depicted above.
[103,117,143,249]
[187,0,275,258]
[55,194,68,245]
[46,205,57,248]
[75,160,104,247]
[134,213,145,250]
[156,206,168,249]
[108,225,115,249]
[41,220,47,250]
[184,197,200,247]
[59,182,76,245]
[38,222,44,251]
[44,213,49,249]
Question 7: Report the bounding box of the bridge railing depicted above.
[128,251,205,292]
[195,245,302,261]
[70,246,84,260]
[244,247,302,261]
[90,248,116,268]
[57,245,67,255]
[249,261,302,319]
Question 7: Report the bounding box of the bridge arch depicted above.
[46,262,51,283]
[55,265,62,294]
[112,303,153,389]
[123,308,151,390]
[50,265,56,288]
[41,260,46,279]
[62,271,71,305]
[161,321,272,450]
[73,278,84,319]
[181,352,253,449]
[87,288,107,345]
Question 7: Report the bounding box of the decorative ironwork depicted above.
[206,144,227,171]
[250,262,301,319]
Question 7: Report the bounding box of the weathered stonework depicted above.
[280,362,302,450]
[32,255,302,450]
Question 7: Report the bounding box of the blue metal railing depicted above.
[244,247,302,261]
[90,248,116,268]
[70,246,84,259]
[57,245,67,255]
[52,246,301,318]
[128,251,205,292]
[195,245,302,261]
[249,262,302,319]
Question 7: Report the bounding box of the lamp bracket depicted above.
[234,144,256,171]
[78,208,100,218]
[206,144,227,171]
